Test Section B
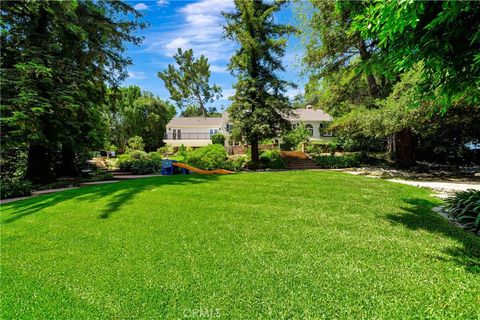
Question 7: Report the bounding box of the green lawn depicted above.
[1,171,479,319]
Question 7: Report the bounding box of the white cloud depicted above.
[144,0,236,63]
[165,37,190,51]
[128,71,147,80]
[157,0,169,6]
[210,64,227,73]
[133,3,149,11]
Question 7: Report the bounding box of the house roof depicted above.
[166,108,332,128]
[288,108,333,122]
[166,113,227,128]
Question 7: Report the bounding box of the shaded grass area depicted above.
[1,171,479,319]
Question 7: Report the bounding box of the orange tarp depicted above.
[173,162,234,175]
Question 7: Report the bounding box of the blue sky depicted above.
[124,0,305,111]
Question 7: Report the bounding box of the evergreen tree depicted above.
[223,0,294,162]
[158,48,222,116]
[1,1,145,183]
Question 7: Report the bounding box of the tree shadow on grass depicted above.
[387,198,480,274]
[1,174,221,223]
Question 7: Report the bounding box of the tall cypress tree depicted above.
[223,0,294,162]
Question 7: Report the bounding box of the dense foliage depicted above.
[211,133,226,146]
[106,86,175,152]
[117,152,162,175]
[315,154,361,169]
[446,190,480,235]
[186,144,227,171]
[352,1,480,110]
[1,1,145,184]
[281,124,311,151]
[158,49,222,116]
[223,0,295,162]
[298,0,480,167]
[259,150,286,169]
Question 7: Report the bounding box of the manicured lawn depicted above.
[1,171,479,319]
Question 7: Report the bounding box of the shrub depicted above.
[0,179,32,199]
[211,133,225,145]
[117,152,163,174]
[125,136,145,152]
[281,125,310,150]
[177,144,187,157]
[105,158,118,170]
[222,155,248,171]
[158,144,175,155]
[259,150,280,163]
[327,142,337,156]
[129,158,163,175]
[117,154,133,172]
[148,152,162,160]
[315,154,361,168]
[129,150,148,159]
[445,190,480,234]
[258,150,286,169]
[186,144,227,170]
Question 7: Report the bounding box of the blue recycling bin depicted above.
[161,159,173,175]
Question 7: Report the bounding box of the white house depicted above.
[163,106,333,148]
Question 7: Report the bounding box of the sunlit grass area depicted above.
[1,171,479,319]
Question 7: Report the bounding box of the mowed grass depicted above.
[1,171,479,319]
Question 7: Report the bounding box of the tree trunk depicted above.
[357,39,380,98]
[56,144,78,177]
[26,144,55,184]
[250,138,260,163]
[388,129,416,168]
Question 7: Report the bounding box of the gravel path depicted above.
[385,179,480,193]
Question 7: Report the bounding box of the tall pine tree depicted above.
[158,48,222,116]
[223,0,294,162]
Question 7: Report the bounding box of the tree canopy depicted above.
[106,86,176,152]
[158,48,222,116]
[297,0,480,167]
[352,1,480,110]
[1,1,145,183]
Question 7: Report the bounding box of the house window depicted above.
[173,129,177,140]
[291,123,298,130]
[209,129,218,138]
[177,129,181,140]
[305,124,314,136]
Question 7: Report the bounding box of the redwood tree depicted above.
[223,0,294,162]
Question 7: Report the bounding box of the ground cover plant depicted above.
[1,171,479,319]
[315,154,362,168]
[446,189,480,235]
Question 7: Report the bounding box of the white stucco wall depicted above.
[290,121,332,140]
